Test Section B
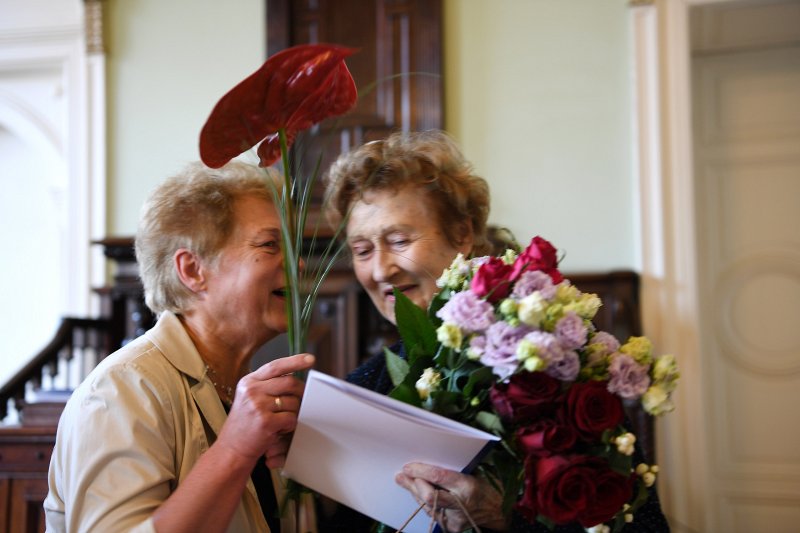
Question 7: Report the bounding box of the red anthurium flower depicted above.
[200,43,358,168]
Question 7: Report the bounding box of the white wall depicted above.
[445,0,635,272]
[107,0,265,233]
[107,0,637,274]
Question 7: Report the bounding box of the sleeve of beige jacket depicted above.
[46,355,178,533]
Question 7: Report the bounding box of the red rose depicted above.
[490,371,561,423]
[577,467,635,527]
[517,420,577,457]
[511,236,563,283]
[534,455,633,526]
[471,257,514,303]
[565,381,624,440]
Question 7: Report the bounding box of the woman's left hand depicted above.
[395,462,509,532]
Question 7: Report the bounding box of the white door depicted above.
[691,1,800,531]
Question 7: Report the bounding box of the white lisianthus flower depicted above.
[642,384,674,415]
[564,293,602,320]
[614,432,637,456]
[499,298,518,317]
[436,323,463,351]
[465,347,481,360]
[415,368,442,400]
[586,525,610,533]
[523,356,545,372]
[518,292,547,327]
[652,354,680,391]
[621,336,654,365]
[516,339,536,361]
[501,248,518,265]
[436,253,469,289]
[555,282,580,304]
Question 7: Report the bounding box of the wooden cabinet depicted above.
[0,427,55,533]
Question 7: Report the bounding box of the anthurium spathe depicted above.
[199,43,358,168]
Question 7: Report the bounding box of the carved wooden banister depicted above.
[0,317,112,420]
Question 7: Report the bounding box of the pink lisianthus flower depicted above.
[607,353,651,400]
[480,321,532,379]
[511,270,557,300]
[554,311,588,350]
[435,291,496,333]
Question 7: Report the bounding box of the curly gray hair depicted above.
[323,130,512,256]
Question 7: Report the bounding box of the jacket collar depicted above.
[145,311,228,439]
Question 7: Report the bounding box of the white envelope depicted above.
[282,370,500,533]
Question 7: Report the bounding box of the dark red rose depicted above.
[511,236,563,283]
[517,420,578,457]
[565,381,624,440]
[577,467,635,527]
[534,455,633,526]
[471,257,514,303]
[200,43,357,168]
[490,371,561,423]
[534,455,596,524]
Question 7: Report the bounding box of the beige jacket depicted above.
[44,311,316,533]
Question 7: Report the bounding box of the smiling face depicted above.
[202,194,288,349]
[347,186,473,324]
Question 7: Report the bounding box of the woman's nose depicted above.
[372,248,398,282]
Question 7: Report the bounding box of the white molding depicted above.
[630,0,752,531]
[0,2,106,318]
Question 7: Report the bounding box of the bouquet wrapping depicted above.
[386,236,679,531]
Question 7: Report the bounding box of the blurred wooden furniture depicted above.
[0,427,54,533]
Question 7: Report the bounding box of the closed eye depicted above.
[350,244,373,259]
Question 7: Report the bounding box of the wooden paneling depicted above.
[0,427,55,533]
[266,0,443,200]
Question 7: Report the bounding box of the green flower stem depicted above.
[277,128,304,355]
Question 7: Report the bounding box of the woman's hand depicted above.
[395,462,509,532]
[217,353,314,468]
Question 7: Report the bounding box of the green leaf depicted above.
[384,347,410,387]
[388,382,421,407]
[463,366,495,396]
[394,288,438,360]
[429,390,464,416]
[607,449,633,476]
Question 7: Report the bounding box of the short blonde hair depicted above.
[323,130,497,255]
[135,160,281,315]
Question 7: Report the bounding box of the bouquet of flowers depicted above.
[385,236,679,531]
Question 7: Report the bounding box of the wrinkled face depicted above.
[346,186,472,324]
[203,195,287,348]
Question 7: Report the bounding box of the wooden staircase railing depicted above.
[0,317,113,421]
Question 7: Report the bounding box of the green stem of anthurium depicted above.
[277,128,304,355]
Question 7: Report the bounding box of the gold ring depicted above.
[274,396,283,410]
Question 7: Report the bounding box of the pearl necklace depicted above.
[205,364,235,405]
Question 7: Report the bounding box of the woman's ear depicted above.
[174,249,207,293]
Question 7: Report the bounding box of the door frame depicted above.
[629,1,746,531]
